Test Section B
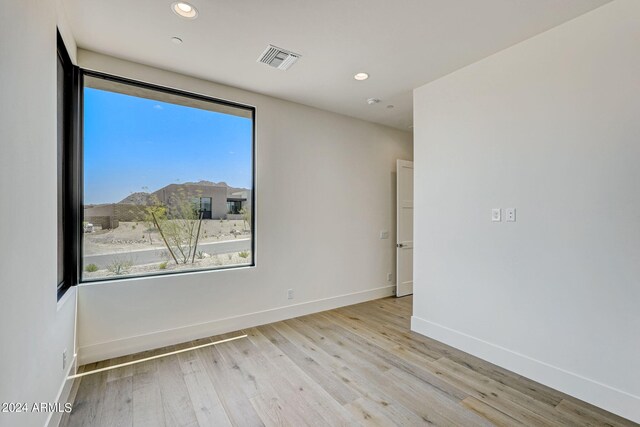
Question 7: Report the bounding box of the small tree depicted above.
[143,191,166,245]
[152,188,204,265]
[144,204,166,244]
[240,206,251,231]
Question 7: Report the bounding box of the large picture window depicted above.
[81,73,255,281]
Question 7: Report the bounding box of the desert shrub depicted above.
[84,264,99,273]
[107,258,133,275]
[240,207,251,231]
[143,194,167,245]
[151,189,205,264]
[158,261,167,270]
[238,251,250,259]
[196,250,205,260]
[227,253,233,260]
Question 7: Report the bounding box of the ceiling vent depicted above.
[257,45,301,70]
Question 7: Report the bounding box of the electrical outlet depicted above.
[287,289,294,300]
[492,208,501,222]
[506,208,516,222]
[62,349,67,370]
[387,273,393,282]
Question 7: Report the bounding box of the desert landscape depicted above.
[83,219,252,279]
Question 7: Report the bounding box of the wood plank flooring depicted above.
[61,296,636,426]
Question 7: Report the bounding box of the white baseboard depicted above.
[46,354,77,427]
[78,285,395,365]
[411,316,640,424]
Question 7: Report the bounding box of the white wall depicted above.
[0,1,78,427]
[76,50,412,364]
[412,0,639,422]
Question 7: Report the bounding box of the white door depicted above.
[396,160,413,297]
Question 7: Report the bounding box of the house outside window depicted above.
[81,73,255,281]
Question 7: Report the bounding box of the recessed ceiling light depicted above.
[172,2,198,19]
[171,37,183,44]
[354,72,369,81]
[177,3,192,12]
[366,98,380,105]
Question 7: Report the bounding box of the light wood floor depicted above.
[62,296,636,426]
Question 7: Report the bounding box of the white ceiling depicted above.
[62,0,609,130]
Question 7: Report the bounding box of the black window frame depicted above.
[77,70,256,283]
[57,31,81,299]
[227,200,244,215]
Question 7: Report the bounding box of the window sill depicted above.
[57,285,76,312]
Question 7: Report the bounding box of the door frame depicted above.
[396,159,414,297]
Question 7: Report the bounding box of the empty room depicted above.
[1,0,639,426]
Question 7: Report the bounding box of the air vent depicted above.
[257,45,301,70]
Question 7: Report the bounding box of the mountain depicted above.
[183,180,229,187]
[183,180,249,194]
[118,181,250,205]
[119,192,152,205]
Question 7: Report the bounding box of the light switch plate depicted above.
[380,230,389,239]
[492,208,501,222]
[506,208,516,222]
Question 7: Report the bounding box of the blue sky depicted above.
[84,88,252,204]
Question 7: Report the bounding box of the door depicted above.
[396,160,413,297]
[201,197,212,219]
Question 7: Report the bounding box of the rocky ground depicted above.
[83,219,251,255]
[82,249,252,280]
[82,219,253,279]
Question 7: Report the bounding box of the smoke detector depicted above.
[367,98,381,105]
[257,45,301,70]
